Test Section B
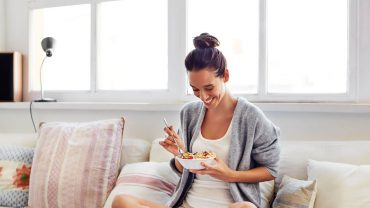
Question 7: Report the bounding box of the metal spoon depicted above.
[163,118,184,155]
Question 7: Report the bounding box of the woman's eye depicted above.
[192,89,199,92]
[205,88,213,91]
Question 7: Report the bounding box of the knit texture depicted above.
[169,97,280,207]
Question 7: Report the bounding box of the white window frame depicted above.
[27,0,359,103]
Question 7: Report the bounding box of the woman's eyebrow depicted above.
[189,84,213,88]
[203,84,213,88]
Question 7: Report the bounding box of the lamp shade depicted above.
[41,37,55,57]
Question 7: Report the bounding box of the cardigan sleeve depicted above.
[250,110,280,178]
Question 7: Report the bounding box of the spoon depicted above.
[163,118,184,155]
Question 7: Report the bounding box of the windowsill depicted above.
[1,101,370,113]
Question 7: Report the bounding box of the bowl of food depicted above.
[176,151,216,170]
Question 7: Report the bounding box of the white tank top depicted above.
[184,122,234,208]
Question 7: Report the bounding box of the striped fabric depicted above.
[116,173,176,195]
[28,118,125,208]
[103,162,179,207]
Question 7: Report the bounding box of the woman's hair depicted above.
[185,33,227,77]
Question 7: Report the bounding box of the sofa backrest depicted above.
[149,138,370,180]
[3,134,370,178]
[0,133,37,147]
[0,133,151,167]
[278,140,370,181]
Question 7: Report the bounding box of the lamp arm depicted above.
[39,55,47,100]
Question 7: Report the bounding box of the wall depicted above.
[1,0,370,142]
[0,0,6,50]
[1,105,370,142]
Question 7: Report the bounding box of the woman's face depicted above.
[188,68,227,109]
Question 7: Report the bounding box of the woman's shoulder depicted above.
[235,97,263,115]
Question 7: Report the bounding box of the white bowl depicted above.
[176,156,216,170]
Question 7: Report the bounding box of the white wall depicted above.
[1,0,370,142]
[1,106,370,142]
[0,0,6,50]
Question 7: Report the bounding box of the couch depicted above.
[1,133,370,208]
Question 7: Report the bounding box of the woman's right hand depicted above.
[159,126,186,156]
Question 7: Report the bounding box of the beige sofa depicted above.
[1,133,370,207]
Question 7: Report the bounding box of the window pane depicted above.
[97,0,167,90]
[30,4,90,91]
[187,0,259,94]
[267,0,348,93]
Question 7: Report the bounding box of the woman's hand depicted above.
[159,126,186,156]
[190,157,236,182]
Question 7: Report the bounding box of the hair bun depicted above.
[193,33,220,49]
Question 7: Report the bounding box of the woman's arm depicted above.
[226,166,274,183]
[190,157,275,183]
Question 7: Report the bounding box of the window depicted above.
[28,0,357,102]
[97,0,167,91]
[267,0,348,94]
[29,4,91,91]
[187,0,259,94]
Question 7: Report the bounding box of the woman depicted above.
[113,33,280,208]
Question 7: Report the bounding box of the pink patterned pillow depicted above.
[28,118,125,208]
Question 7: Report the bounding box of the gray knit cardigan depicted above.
[168,97,280,208]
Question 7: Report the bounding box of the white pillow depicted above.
[149,138,174,162]
[121,138,151,167]
[307,160,370,208]
[104,162,179,208]
[272,175,317,208]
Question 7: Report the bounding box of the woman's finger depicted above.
[164,126,176,136]
[164,137,175,145]
[190,169,210,175]
[200,162,214,169]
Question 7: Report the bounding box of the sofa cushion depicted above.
[0,146,34,207]
[121,138,151,167]
[28,118,125,208]
[307,160,370,208]
[104,162,180,208]
[272,175,317,208]
[149,138,173,162]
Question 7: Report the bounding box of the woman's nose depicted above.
[199,90,209,101]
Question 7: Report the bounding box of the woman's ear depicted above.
[223,69,230,83]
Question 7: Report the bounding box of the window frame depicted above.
[27,0,359,103]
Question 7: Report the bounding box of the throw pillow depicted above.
[0,146,34,207]
[260,180,275,208]
[272,175,317,208]
[103,162,180,208]
[307,160,370,208]
[28,118,125,208]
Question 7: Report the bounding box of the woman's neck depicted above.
[208,91,237,114]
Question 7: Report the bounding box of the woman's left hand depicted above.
[190,157,236,182]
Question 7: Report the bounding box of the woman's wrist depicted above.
[226,170,238,182]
